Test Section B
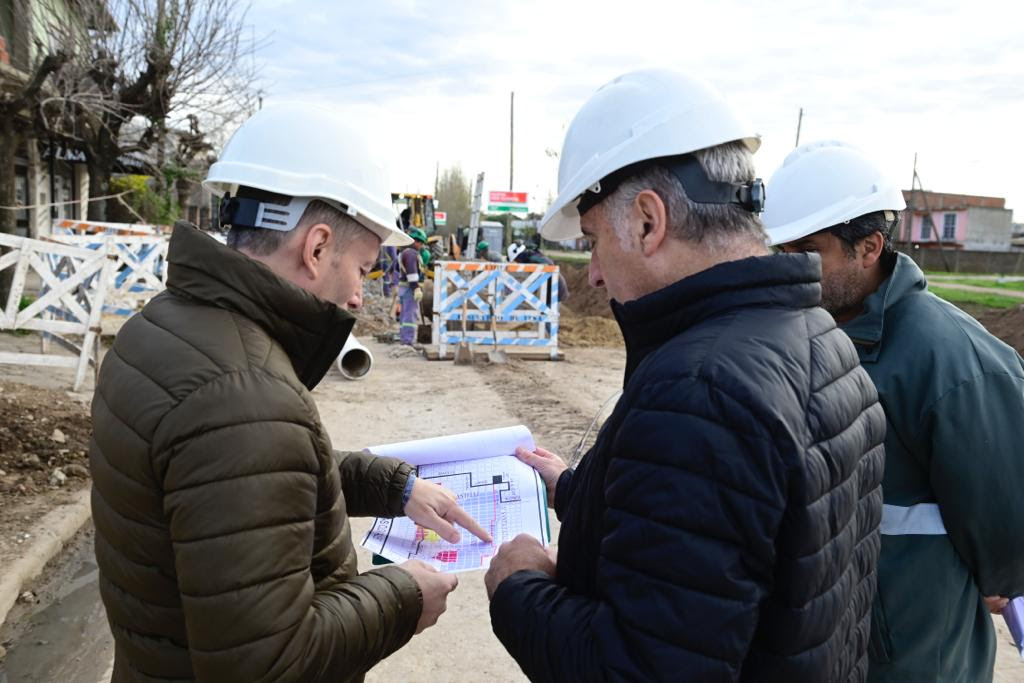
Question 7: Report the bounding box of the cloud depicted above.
[240,0,1024,214]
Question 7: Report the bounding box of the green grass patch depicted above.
[930,277,1024,292]
[547,250,591,266]
[929,286,1021,309]
[924,269,988,277]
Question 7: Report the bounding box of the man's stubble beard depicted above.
[820,258,864,321]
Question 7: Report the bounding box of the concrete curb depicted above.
[0,487,92,629]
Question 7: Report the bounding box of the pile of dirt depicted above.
[0,381,92,497]
[974,304,1024,355]
[353,282,435,339]
[559,308,623,348]
[353,292,396,337]
[561,264,612,319]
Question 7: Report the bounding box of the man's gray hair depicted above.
[227,199,368,256]
[609,141,767,251]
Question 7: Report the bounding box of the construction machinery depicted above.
[392,192,437,235]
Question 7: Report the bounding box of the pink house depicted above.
[900,191,1013,252]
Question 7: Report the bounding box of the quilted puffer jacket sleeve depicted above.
[923,371,1024,596]
[333,450,413,518]
[491,380,789,682]
[553,468,576,518]
[158,371,421,682]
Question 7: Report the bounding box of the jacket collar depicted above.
[611,252,822,384]
[840,252,926,363]
[165,222,355,390]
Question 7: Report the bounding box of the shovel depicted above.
[487,301,509,364]
[454,299,474,365]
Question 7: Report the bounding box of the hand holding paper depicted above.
[1004,596,1024,660]
[399,559,458,634]
[515,445,568,506]
[984,595,1009,615]
[485,534,557,599]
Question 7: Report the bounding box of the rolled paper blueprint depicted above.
[365,425,535,466]
[1005,596,1024,660]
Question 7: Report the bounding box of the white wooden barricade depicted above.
[0,233,116,390]
[432,261,560,360]
[49,219,169,315]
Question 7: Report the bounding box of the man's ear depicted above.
[859,231,885,269]
[300,223,333,280]
[634,190,668,257]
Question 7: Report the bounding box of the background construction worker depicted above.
[398,228,427,345]
[375,242,399,297]
[764,140,1024,683]
[513,235,570,303]
[506,239,525,262]
[476,240,502,262]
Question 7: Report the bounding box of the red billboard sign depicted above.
[488,191,528,205]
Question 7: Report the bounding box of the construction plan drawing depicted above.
[361,426,550,573]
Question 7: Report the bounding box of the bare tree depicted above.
[52,0,261,220]
[171,113,215,215]
[435,165,472,230]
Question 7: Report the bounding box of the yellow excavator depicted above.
[393,193,448,278]
[393,193,436,234]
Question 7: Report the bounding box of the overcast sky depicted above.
[244,0,1024,218]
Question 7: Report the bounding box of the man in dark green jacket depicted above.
[91,103,489,682]
[765,140,1024,682]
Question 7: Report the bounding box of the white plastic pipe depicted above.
[337,334,373,380]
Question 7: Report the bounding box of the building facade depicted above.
[0,0,100,237]
[900,190,1014,252]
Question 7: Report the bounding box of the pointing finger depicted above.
[446,503,493,543]
[424,512,460,544]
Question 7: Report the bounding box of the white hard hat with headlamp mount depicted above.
[204,102,412,247]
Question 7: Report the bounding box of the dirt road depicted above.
[0,341,625,682]
[2,339,1021,681]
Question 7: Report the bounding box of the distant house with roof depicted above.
[899,190,1014,252]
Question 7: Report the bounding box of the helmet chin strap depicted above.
[575,154,765,216]
[218,188,358,232]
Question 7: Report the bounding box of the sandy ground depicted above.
[319,342,625,682]
[0,331,1021,681]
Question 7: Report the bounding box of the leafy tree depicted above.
[434,164,471,230]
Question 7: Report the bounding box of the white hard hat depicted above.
[540,69,762,241]
[204,102,411,247]
[762,140,906,246]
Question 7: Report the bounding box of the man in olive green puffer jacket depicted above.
[90,104,489,682]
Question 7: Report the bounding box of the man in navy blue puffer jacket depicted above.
[484,69,886,682]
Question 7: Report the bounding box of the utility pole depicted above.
[507,91,514,250]
[905,153,917,244]
[509,91,515,191]
[910,155,952,271]
[467,172,484,260]
[795,107,803,148]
